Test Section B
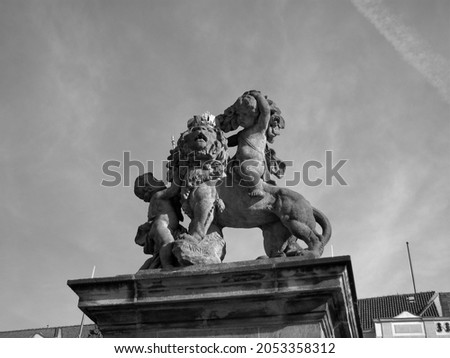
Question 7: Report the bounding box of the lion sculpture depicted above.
[134,94,332,268]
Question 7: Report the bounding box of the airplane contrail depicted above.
[351,0,450,105]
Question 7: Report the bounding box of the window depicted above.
[392,322,424,337]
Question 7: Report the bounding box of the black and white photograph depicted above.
[0,0,449,347]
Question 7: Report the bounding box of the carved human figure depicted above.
[266,107,285,144]
[134,173,184,269]
[231,90,271,197]
[227,97,286,185]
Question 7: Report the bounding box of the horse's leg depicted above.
[279,216,322,258]
[261,222,291,258]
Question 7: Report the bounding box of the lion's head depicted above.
[167,115,229,187]
[177,115,228,163]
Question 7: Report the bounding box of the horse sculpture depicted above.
[134,91,331,269]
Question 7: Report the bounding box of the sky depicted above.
[0,0,449,331]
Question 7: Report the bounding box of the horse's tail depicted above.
[313,207,332,249]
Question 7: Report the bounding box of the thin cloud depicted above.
[351,0,450,105]
[29,1,107,155]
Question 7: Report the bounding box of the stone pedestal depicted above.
[68,256,362,338]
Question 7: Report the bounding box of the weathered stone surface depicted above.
[133,91,332,268]
[172,232,226,266]
[68,256,362,338]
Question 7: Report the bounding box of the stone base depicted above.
[67,256,362,338]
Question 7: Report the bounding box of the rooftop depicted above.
[358,291,439,331]
[0,324,100,338]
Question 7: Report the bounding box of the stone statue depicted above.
[134,91,331,269]
[216,90,286,185]
[134,173,186,269]
[225,90,271,197]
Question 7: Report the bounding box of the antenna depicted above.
[406,242,417,294]
[78,266,96,338]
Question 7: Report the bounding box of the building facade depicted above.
[0,324,101,338]
[358,291,450,338]
[373,311,450,338]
